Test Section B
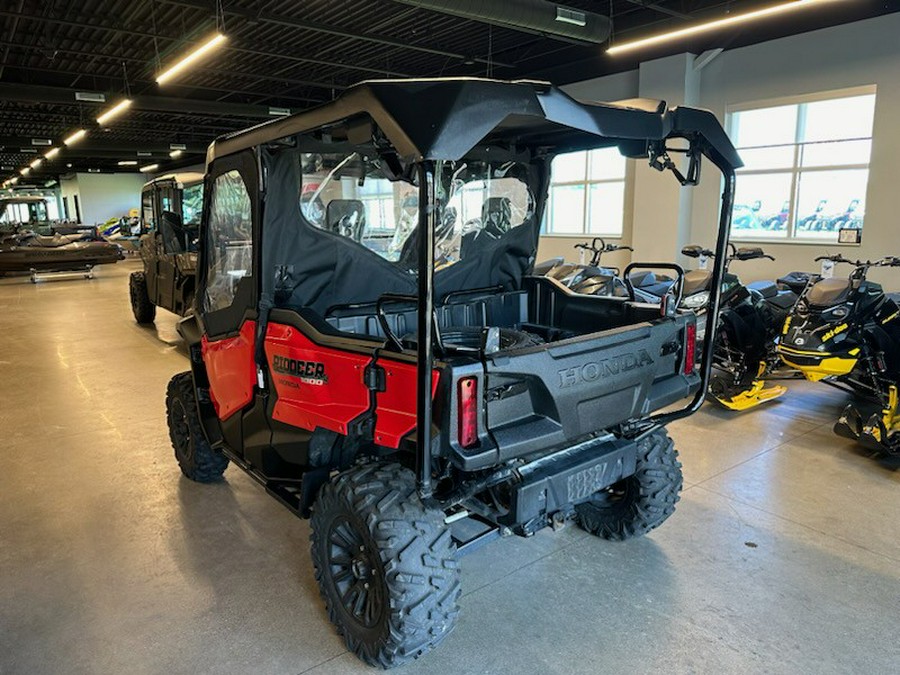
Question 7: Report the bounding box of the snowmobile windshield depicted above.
[299,151,534,272]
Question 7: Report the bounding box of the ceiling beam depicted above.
[0,137,207,156]
[0,41,349,92]
[0,9,410,79]
[622,0,692,21]
[155,0,515,68]
[0,82,304,120]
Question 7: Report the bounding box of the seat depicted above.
[767,290,799,310]
[807,278,851,307]
[682,269,712,295]
[325,199,366,242]
[747,280,778,299]
[481,197,512,236]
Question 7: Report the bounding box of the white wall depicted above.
[72,173,146,226]
[541,14,900,291]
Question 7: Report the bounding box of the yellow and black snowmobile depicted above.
[636,244,798,410]
[778,254,900,454]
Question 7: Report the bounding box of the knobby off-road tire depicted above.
[166,372,229,482]
[575,429,682,541]
[129,271,156,324]
[310,463,460,669]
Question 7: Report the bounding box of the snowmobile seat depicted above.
[807,278,851,307]
[682,269,712,296]
[747,280,777,299]
[766,290,799,310]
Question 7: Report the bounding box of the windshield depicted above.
[299,152,534,270]
[182,182,204,228]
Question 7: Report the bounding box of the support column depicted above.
[631,53,701,265]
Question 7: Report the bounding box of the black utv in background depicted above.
[129,173,204,323]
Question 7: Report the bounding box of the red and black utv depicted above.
[165,78,741,668]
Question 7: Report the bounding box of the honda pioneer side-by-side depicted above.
[165,79,742,668]
[129,173,204,322]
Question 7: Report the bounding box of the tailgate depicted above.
[446,315,698,469]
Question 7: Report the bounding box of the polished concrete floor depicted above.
[1,260,898,675]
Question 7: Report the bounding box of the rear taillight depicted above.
[684,322,697,374]
[458,377,478,448]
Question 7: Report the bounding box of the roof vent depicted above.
[556,7,586,27]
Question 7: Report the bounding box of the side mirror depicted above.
[681,245,702,258]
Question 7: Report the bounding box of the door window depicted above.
[142,192,154,230]
[204,170,253,313]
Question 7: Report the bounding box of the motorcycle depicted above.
[635,243,799,410]
[778,254,900,454]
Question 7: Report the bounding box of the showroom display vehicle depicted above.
[129,173,204,323]
[165,78,742,668]
[535,237,635,297]
[778,254,900,454]
[0,228,124,278]
[680,243,797,411]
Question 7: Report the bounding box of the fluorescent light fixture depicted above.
[31,138,52,146]
[139,163,159,173]
[607,0,842,55]
[96,99,132,126]
[118,160,138,166]
[30,158,43,170]
[63,129,87,146]
[169,143,186,151]
[20,167,30,176]
[44,148,60,160]
[268,106,291,117]
[169,149,183,158]
[156,33,227,85]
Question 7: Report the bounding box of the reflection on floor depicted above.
[1,261,898,675]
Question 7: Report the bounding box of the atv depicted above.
[778,253,900,454]
[164,78,742,667]
[128,173,204,323]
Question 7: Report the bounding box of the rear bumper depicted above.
[499,434,638,535]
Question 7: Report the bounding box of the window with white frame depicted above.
[728,89,876,241]
[545,147,626,236]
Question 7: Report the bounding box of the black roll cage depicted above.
[412,152,737,500]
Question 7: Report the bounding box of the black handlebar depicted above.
[814,254,900,267]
